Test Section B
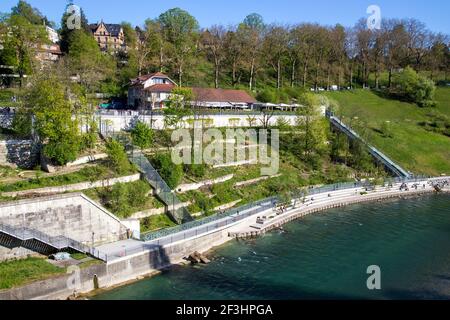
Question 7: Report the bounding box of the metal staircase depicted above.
[0,223,106,259]
[326,110,411,178]
[112,133,194,224]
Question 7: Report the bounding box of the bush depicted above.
[102,181,150,218]
[131,121,154,150]
[183,163,207,178]
[391,67,436,107]
[151,153,183,189]
[105,139,133,174]
[256,88,277,103]
[44,135,80,166]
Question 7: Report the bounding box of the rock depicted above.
[188,251,210,264]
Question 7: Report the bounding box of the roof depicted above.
[190,88,257,104]
[90,22,123,37]
[130,72,174,87]
[144,84,175,92]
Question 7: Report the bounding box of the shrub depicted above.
[391,67,436,107]
[102,181,150,218]
[184,163,207,178]
[151,153,183,189]
[131,121,154,150]
[256,88,277,103]
[105,139,133,174]
[44,135,80,166]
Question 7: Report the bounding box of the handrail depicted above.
[110,133,193,224]
[0,223,108,261]
[327,111,411,178]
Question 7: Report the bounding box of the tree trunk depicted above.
[350,64,353,89]
[249,58,255,91]
[302,62,308,88]
[215,61,219,89]
[277,59,281,89]
[291,60,296,87]
[232,62,237,86]
[178,65,183,87]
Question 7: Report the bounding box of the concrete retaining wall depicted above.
[0,193,129,248]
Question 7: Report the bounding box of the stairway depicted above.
[326,110,411,178]
[0,223,96,258]
[112,133,194,224]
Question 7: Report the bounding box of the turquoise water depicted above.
[94,194,450,300]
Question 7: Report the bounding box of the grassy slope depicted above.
[0,258,65,289]
[325,88,450,176]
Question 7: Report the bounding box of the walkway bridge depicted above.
[0,223,107,261]
[113,133,193,225]
[326,110,412,178]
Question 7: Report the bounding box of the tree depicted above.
[164,87,193,128]
[23,75,82,165]
[202,25,227,88]
[131,121,154,149]
[67,29,116,91]
[263,24,288,89]
[295,93,327,167]
[391,66,436,107]
[223,27,245,87]
[59,2,90,53]
[158,8,199,86]
[240,13,265,91]
[11,0,51,26]
[1,14,48,86]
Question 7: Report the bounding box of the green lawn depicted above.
[0,258,65,290]
[325,87,450,176]
[0,164,134,193]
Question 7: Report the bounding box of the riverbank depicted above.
[1,178,448,300]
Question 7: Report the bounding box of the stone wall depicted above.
[0,113,13,129]
[0,193,129,248]
[0,139,39,169]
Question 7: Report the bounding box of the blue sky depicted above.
[0,0,449,33]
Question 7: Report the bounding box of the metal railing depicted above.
[327,110,412,178]
[141,196,277,242]
[111,133,193,224]
[106,176,439,260]
[0,223,108,261]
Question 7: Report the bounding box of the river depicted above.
[93,194,450,300]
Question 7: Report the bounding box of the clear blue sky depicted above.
[0,0,449,33]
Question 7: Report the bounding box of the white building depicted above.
[128,72,177,110]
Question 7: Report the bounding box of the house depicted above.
[35,26,62,67]
[189,87,257,109]
[128,72,177,109]
[89,21,125,52]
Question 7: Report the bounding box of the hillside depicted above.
[325,87,450,176]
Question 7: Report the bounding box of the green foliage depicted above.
[0,165,110,192]
[151,153,183,189]
[131,121,154,149]
[164,87,193,128]
[183,163,207,178]
[101,181,150,218]
[105,139,133,174]
[141,214,177,233]
[11,0,51,25]
[391,67,436,107]
[59,3,90,53]
[23,76,82,165]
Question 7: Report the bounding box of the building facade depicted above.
[128,72,177,110]
[89,22,125,52]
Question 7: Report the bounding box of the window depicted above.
[153,78,164,84]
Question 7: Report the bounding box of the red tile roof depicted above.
[190,87,257,103]
[145,84,175,92]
